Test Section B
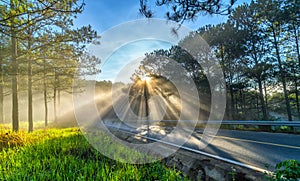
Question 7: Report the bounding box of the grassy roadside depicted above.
[0,127,187,181]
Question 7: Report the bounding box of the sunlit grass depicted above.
[0,127,187,180]
[0,121,49,131]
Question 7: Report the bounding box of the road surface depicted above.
[102,120,300,171]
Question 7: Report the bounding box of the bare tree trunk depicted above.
[258,78,267,120]
[293,23,300,68]
[11,37,19,131]
[295,79,299,114]
[242,90,246,115]
[43,58,48,127]
[252,40,268,120]
[54,87,57,122]
[230,84,235,119]
[10,0,19,131]
[272,27,292,121]
[235,91,238,113]
[293,66,300,114]
[54,69,58,122]
[256,89,259,117]
[27,37,33,132]
[57,78,61,118]
[226,92,231,119]
[293,23,300,114]
[239,89,244,115]
[0,51,4,123]
[28,59,33,132]
[143,81,149,135]
[264,82,269,116]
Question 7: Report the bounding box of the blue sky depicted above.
[99,40,172,82]
[73,0,243,33]
[73,0,249,82]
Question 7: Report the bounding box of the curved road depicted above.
[194,128,300,171]
[102,120,300,172]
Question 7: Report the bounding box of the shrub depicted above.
[268,160,300,181]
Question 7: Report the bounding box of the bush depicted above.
[268,160,300,181]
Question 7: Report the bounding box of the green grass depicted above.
[0,127,187,181]
[0,120,49,131]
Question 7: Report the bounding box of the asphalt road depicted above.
[102,120,300,172]
[194,128,300,170]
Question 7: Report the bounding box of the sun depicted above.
[141,76,151,83]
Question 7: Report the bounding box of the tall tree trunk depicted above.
[54,88,57,122]
[293,67,300,114]
[11,0,19,131]
[54,69,57,122]
[293,23,300,68]
[292,23,300,114]
[0,58,3,123]
[57,78,61,118]
[264,82,269,116]
[11,37,19,131]
[256,89,259,118]
[252,40,268,120]
[28,59,33,132]
[226,92,231,119]
[228,62,235,120]
[230,84,235,119]
[272,27,292,121]
[240,89,245,115]
[258,78,267,120]
[28,37,33,132]
[295,78,299,114]
[143,81,149,130]
[43,58,48,127]
[220,45,231,120]
[242,90,246,116]
[235,91,238,113]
